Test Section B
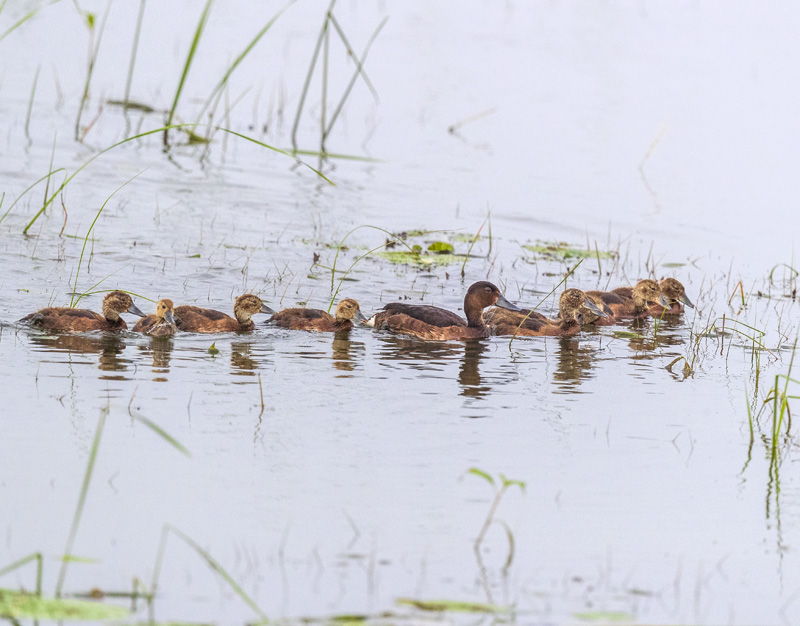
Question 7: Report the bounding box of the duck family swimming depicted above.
[19,278,693,342]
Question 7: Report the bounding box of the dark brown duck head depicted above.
[234,294,275,323]
[335,298,367,323]
[660,278,694,308]
[464,281,519,327]
[102,290,145,321]
[632,279,669,308]
[560,288,607,324]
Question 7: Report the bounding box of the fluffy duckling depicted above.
[269,298,366,332]
[20,290,145,332]
[586,279,668,319]
[488,289,607,337]
[649,278,694,315]
[132,299,177,337]
[175,294,274,333]
[577,293,616,326]
[366,281,520,341]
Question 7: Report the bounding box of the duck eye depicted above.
[484,287,491,293]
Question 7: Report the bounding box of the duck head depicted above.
[102,290,145,320]
[633,279,669,308]
[155,299,176,325]
[660,278,694,308]
[335,298,367,323]
[560,288,607,324]
[234,293,275,323]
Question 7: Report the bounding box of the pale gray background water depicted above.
[1,1,799,624]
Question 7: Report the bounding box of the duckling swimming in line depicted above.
[488,289,607,336]
[649,278,694,316]
[20,290,145,332]
[585,279,668,320]
[175,294,274,333]
[269,298,366,332]
[132,299,177,337]
[366,281,520,341]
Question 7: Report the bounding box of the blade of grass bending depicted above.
[1,168,66,226]
[461,212,490,278]
[75,0,112,142]
[507,259,584,352]
[55,408,107,598]
[123,0,146,107]
[214,127,334,184]
[197,0,295,124]
[130,410,191,457]
[0,553,43,596]
[0,8,37,43]
[291,0,336,150]
[323,15,386,144]
[23,124,189,234]
[70,171,145,307]
[151,525,267,623]
[164,0,214,144]
[292,148,379,162]
[25,65,40,141]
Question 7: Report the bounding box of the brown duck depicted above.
[132,299,177,337]
[488,289,607,336]
[175,294,274,333]
[269,298,365,332]
[20,290,145,332]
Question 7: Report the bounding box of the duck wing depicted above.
[380,303,466,328]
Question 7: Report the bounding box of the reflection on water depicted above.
[331,331,364,374]
[552,337,600,390]
[458,341,490,399]
[28,332,130,379]
[231,341,258,375]
[622,318,687,356]
[138,339,173,382]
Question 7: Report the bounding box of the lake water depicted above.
[1,1,799,624]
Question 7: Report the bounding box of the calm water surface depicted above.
[1,1,799,625]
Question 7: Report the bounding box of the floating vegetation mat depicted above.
[523,241,616,260]
[377,242,469,267]
[0,589,129,620]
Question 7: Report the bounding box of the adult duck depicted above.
[20,290,145,332]
[175,294,274,333]
[132,299,177,337]
[269,298,365,332]
[366,281,519,341]
[488,289,607,336]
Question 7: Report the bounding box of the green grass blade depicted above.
[130,411,191,458]
[55,408,107,598]
[0,553,43,596]
[75,0,112,141]
[164,0,214,137]
[123,0,147,106]
[1,168,66,226]
[197,0,295,123]
[0,8,37,43]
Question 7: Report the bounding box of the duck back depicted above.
[270,308,350,332]
[21,307,127,332]
[174,305,241,333]
[374,303,467,329]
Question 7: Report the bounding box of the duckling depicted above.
[488,289,607,337]
[269,298,366,332]
[132,299,177,337]
[649,278,694,315]
[175,294,274,333]
[20,290,145,332]
[577,293,616,326]
[586,279,668,319]
[366,281,520,341]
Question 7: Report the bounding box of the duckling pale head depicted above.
[560,289,607,323]
[633,279,669,308]
[156,299,175,325]
[234,294,275,323]
[102,290,145,321]
[335,298,367,323]
[660,278,694,308]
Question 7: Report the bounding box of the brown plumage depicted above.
[175,294,274,333]
[488,289,606,337]
[132,299,177,337]
[269,298,365,332]
[20,290,145,332]
[586,279,668,319]
[649,278,694,316]
[367,281,520,341]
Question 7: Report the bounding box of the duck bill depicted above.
[165,310,175,325]
[260,303,276,315]
[355,309,368,323]
[583,297,608,318]
[680,293,695,308]
[657,293,670,308]
[128,302,146,317]
[495,294,521,311]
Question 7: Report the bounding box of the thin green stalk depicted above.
[0,8,37,43]
[164,0,214,144]
[70,172,144,307]
[25,65,40,141]
[323,15,386,144]
[151,524,267,623]
[55,408,107,598]
[129,410,191,457]
[291,0,336,150]
[75,0,112,142]
[461,212,491,279]
[196,0,295,124]
[0,553,43,596]
[123,0,146,106]
[1,168,66,226]
[508,259,584,352]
